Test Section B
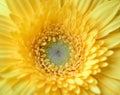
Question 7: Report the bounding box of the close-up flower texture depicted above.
[0,0,120,95]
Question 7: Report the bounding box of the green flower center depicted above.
[46,41,71,66]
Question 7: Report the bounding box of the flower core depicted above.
[46,40,71,66]
[31,24,85,76]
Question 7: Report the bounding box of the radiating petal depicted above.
[103,29,120,49]
[6,0,34,19]
[88,0,120,37]
[98,16,120,39]
[0,0,10,16]
[0,15,16,32]
[78,0,92,14]
[101,49,120,80]
[77,0,105,15]
[96,74,120,95]
[0,0,120,95]
[29,0,41,12]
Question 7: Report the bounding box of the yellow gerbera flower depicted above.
[0,0,120,95]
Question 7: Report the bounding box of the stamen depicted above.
[31,24,84,76]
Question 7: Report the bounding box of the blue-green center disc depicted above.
[46,41,71,66]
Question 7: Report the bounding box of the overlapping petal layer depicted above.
[0,0,120,95]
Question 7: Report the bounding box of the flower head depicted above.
[0,0,120,95]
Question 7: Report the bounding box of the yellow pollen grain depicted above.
[52,37,56,42]
[41,42,47,46]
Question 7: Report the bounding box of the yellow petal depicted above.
[1,69,21,78]
[99,83,117,95]
[6,0,34,19]
[0,76,35,95]
[0,15,16,32]
[96,74,120,95]
[29,0,41,12]
[0,0,10,16]
[103,29,120,49]
[98,16,120,39]
[77,0,105,15]
[87,0,105,11]
[12,79,30,94]
[78,0,92,14]
[89,0,120,35]
[113,43,120,49]
[0,79,13,95]
[101,49,120,80]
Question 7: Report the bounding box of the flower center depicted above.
[46,41,71,66]
[31,24,85,76]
